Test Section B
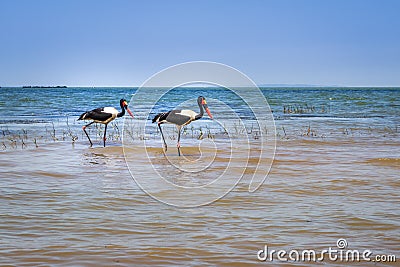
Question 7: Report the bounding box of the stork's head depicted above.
[120,99,134,118]
[198,96,213,119]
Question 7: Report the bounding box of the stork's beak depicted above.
[202,99,213,119]
[126,107,134,118]
[124,101,134,118]
[205,107,213,119]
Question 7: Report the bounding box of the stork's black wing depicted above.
[152,111,170,123]
[79,107,113,122]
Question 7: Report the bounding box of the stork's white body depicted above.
[173,110,198,125]
[99,107,118,124]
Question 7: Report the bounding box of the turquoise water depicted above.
[0,87,399,140]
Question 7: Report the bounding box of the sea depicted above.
[0,87,399,266]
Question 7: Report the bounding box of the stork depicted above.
[152,96,213,156]
[78,99,134,147]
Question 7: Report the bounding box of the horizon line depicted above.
[1,84,400,88]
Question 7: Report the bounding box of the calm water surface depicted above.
[0,87,399,266]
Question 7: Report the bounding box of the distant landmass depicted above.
[22,85,67,88]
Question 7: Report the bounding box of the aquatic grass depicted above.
[281,126,288,140]
[198,127,203,140]
[0,114,398,151]
[44,122,58,142]
[124,126,135,141]
[0,119,82,150]
[283,103,330,114]
[190,125,195,139]
[207,126,214,140]
[33,138,39,148]
[65,116,78,144]
[298,123,321,138]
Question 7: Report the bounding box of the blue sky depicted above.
[0,0,399,86]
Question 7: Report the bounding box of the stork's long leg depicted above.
[177,125,182,156]
[158,123,167,151]
[82,121,95,147]
[103,124,108,147]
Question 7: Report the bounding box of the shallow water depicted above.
[0,87,399,266]
[0,138,399,266]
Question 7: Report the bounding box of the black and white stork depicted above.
[78,99,134,147]
[152,96,213,156]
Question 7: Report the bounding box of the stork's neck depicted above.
[117,102,125,117]
[195,101,204,120]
